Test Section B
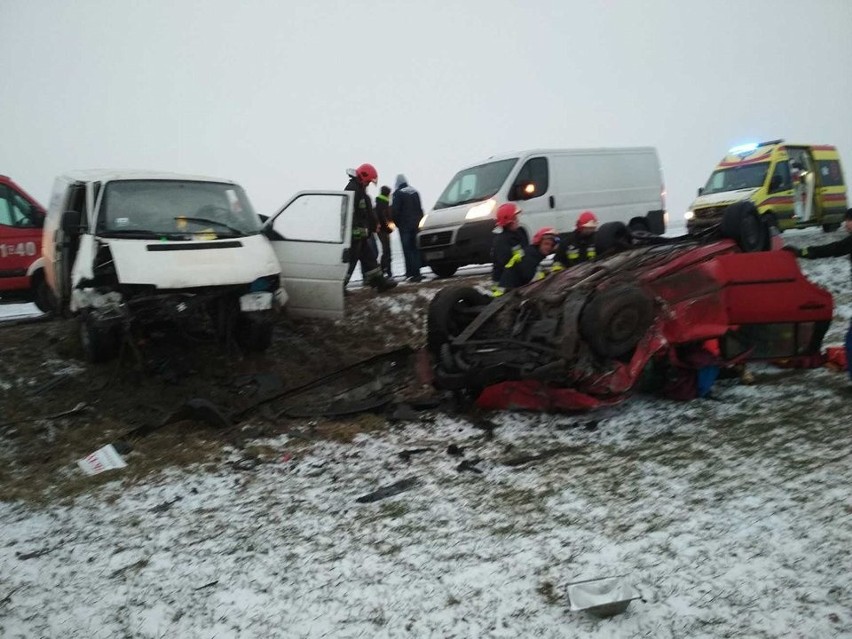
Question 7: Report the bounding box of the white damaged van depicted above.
[43,171,355,361]
[417,148,666,277]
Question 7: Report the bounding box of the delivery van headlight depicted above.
[684,210,695,220]
[465,199,496,220]
[418,215,428,229]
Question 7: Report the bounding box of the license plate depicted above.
[240,291,273,312]
[425,250,445,260]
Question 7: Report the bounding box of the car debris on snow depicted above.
[566,575,642,618]
[355,477,420,503]
[77,443,128,475]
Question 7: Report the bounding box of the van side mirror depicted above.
[697,187,704,196]
[61,209,82,236]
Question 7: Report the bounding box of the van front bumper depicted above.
[417,219,494,267]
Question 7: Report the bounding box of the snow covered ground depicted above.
[0,302,41,322]
[1,228,851,638]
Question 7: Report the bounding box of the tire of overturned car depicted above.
[427,286,489,358]
[579,285,654,359]
[595,221,632,256]
[720,201,765,252]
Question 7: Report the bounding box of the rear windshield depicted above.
[96,180,261,238]
[434,158,518,210]
[703,162,770,195]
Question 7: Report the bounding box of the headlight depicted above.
[465,199,496,220]
[418,215,428,229]
[684,211,695,221]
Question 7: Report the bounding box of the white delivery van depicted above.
[43,171,355,361]
[417,148,665,277]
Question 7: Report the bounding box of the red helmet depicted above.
[496,202,521,227]
[576,210,598,230]
[355,163,378,185]
[532,227,557,246]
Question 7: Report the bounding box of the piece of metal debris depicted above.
[398,448,433,462]
[456,458,483,474]
[356,477,419,503]
[77,443,128,476]
[566,576,641,618]
[149,496,182,513]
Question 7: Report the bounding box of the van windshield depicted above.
[96,180,261,238]
[702,163,770,195]
[434,158,518,210]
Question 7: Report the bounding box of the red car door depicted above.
[0,181,45,294]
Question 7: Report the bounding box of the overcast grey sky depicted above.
[2,0,851,226]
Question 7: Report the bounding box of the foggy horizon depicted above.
[2,0,851,227]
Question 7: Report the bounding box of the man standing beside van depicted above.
[784,208,852,386]
[491,203,528,284]
[344,164,397,293]
[553,210,598,271]
[375,185,394,279]
[391,174,424,282]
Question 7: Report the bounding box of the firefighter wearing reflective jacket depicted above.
[344,163,397,293]
[493,227,558,296]
[553,210,598,271]
[491,203,528,284]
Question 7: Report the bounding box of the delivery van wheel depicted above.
[429,263,458,278]
[427,286,488,358]
[236,315,274,352]
[579,285,654,358]
[79,313,120,363]
[595,221,632,256]
[720,201,764,252]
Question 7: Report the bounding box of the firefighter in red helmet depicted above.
[553,210,598,271]
[493,227,558,296]
[344,163,397,292]
[491,202,529,285]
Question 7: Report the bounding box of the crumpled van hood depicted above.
[104,233,280,288]
[692,188,759,210]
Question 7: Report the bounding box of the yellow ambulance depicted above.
[686,140,847,233]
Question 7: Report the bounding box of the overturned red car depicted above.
[427,203,833,411]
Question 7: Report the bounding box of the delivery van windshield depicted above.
[434,158,518,210]
[96,180,261,238]
[702,162,770,195]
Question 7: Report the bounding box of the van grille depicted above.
[694,205,727,220]
[419,230,453,248]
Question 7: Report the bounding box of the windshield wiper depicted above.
[99,229,173,239]
[176,216,244,236]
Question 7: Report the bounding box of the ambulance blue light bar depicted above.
[729,142,758,155]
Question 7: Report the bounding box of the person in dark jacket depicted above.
[494,227,558,295]
[344,163,396,293]
[391,174,424,282]
[374,185,394,278]
[491,202,528,285]
[553,210,598,271]
[785,208,852,384]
